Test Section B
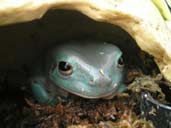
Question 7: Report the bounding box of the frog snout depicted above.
[91,77,112,87]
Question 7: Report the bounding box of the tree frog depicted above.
[31,40,125,105]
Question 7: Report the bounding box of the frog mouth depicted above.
[82,83,120,99]
[62,82,120,99]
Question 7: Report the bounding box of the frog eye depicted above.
[58,61,73,76]
[117,56,124,68]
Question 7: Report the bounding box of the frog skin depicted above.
[31,40,126,105]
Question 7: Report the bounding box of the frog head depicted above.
[47,41,124,99]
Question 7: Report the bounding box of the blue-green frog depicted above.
[31,40,126,105]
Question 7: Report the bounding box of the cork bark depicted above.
[0,0,171,81]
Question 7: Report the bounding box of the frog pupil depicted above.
[59,61,71,71]
[118,56,124,68]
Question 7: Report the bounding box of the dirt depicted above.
[0,68,165,128]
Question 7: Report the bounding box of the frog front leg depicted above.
[31,76,59,105]
[116,83,127,93]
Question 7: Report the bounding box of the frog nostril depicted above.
[89,79,95,86]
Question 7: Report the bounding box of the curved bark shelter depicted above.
[0,0,171,82]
